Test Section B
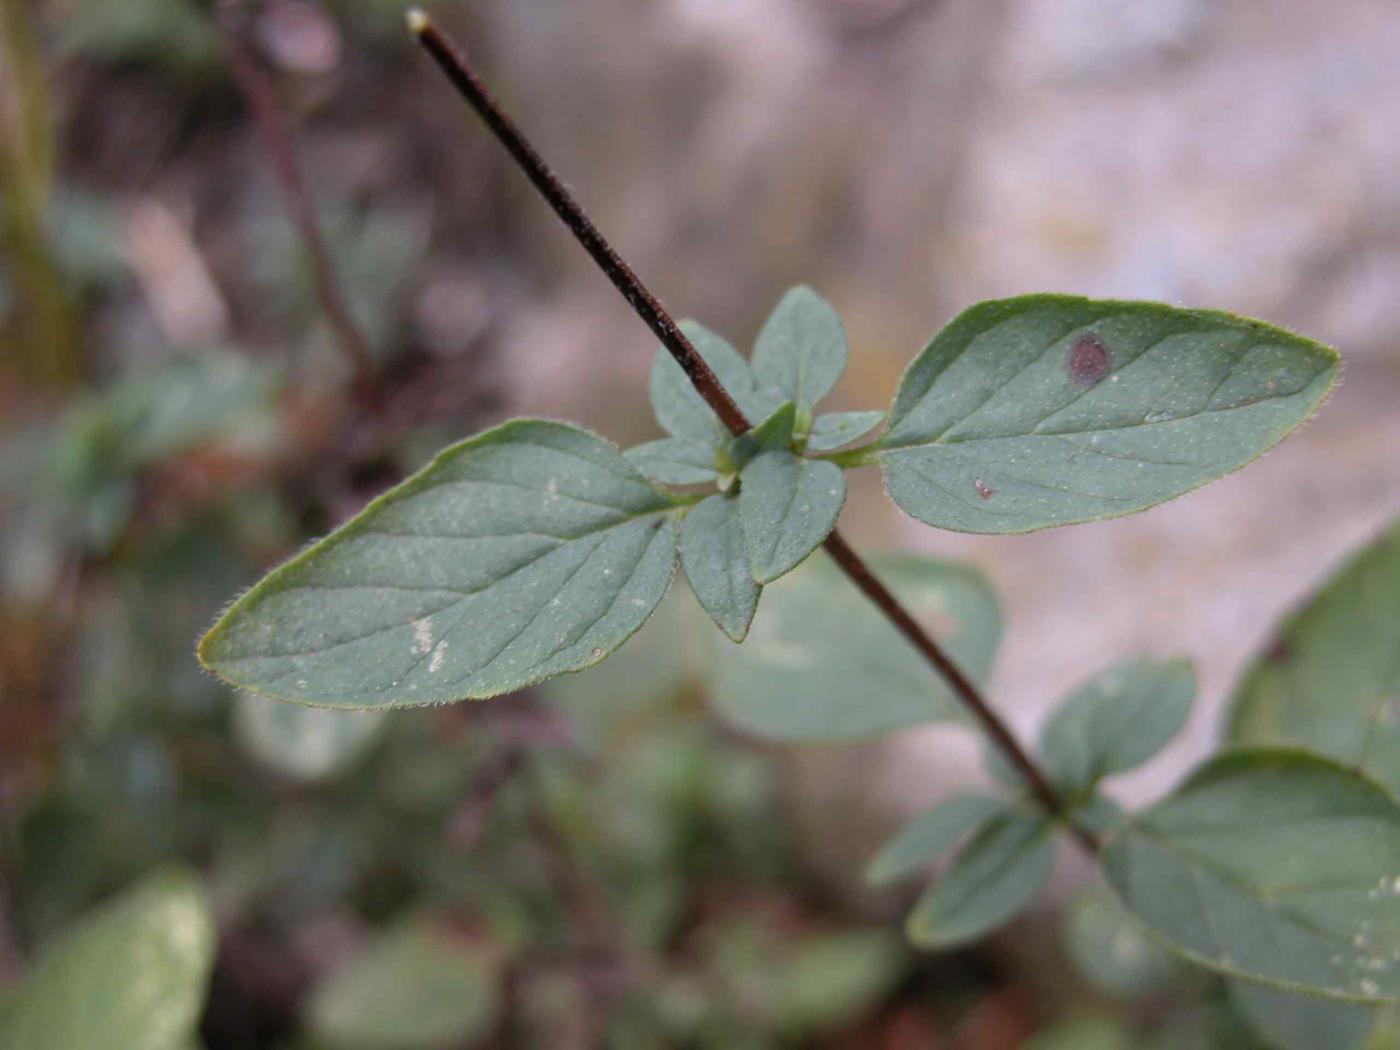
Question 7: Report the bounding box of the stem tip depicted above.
[405,7,430,35]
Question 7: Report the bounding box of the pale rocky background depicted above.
[448,0,1400,873]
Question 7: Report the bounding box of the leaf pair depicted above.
[866,658,1193,948]
[987,657,1196,803]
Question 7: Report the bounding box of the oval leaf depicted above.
[1228,518,1400,795]
[0,869,214,1050]
[806,410,885,452]
[681,493,761,642]
[738,452,845,584]
[1228,980,1375,1050]
[707,552,1000,741]
[866,793,1011,886]
[307,916,499,1049]
[906,808,1054,949]
[1040,657,1196,794]
[878,295,1338,534]
[233,691,386,781]
[1063,888,1182,998]
[649,321,778,445]
[200,420,680,708]
[751,285,847,412]
[626,437,720,485]
[1101,750,1400,1002]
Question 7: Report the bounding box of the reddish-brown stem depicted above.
[218,0,381,410]
[408,10,1098,855]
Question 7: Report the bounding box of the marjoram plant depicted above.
[193,8,1400,1029]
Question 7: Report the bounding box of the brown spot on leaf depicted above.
[973,478,994,500]
[1067,334,1112,387]
[1265,638,1292,664]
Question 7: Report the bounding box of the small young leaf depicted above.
[707,552,1001,741]
[1039,657,1196,795]
[0,869,214,1050]
[307,915,499,1049]
[905,808,1054,949]
[1228,518,1400,795]
[806,410,885,452]
[626,437,720,485]
[200,420,681,708]
[729,400,798,467]
[1101,749,1400,1002]
[738,452,845,584]
[751,285,847,412]
[681,493,761,642]
[878,295,1338,534]
[1228,980,1375,1050]
[866,793,1010,886]
[649,320,778,445]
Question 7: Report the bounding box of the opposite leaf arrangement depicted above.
[194,10,1400,1034]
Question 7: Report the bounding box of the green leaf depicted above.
[769,929,906,1036]
[865,793,1010,886]
[738,452,845,583]
[626,437,720,485]
[707,552,1001,741]
[649,321,777,445]
[307,915,499,1050]
[1227,518,1400,795]
[1064,888,1183,998]
[681,493,761,642]
[200,420,681,709]
[1040,657,1196,794]
[0,869,214,1050]
[232,691,386,781]
[751,286,847,412]
[878,295,1338,534]
[1228,980,1374,1050]
[806,410,885,452]
[906,807,1054,949]
[1101,749,1400,1002]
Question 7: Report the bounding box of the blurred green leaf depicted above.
[1026,1017,1135,1050]
[1101,750,1400,1002]
[1064,888,1183,998]
[707,551,1000,741]
[1228,980,1374,1050]
[232,691,386,781]
[1039,657,1196,795]
[306,916,499,1049]
[1228,518,1400,795]
[878,295,1338,533]
[0,868,214,1050]
[865,793,1010,887]
[769,929,906,1035]
[200,420,681,708]
[905,806,1053,949]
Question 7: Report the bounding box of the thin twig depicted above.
[408,10,1097,855]
[218,0,381,409]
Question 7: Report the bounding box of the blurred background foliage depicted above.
[2,0,1399,1047]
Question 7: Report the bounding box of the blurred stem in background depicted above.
[215,0,382,410]
[0,0,81,391]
